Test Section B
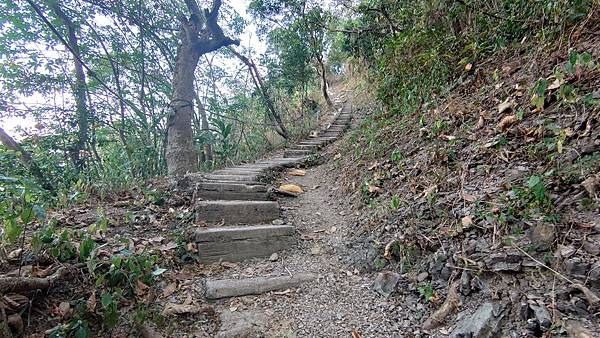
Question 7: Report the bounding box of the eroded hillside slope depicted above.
[325,15,600,337]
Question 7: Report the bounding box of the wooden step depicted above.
[288,146,317,152]
[194,225,294,263]
[196,200,279,224]
[206,273,316,299]
[196,182,269,201]
[201,180,266,186]
[256,158,306,168]
[299,139,327,145]
[293,144,319,150]
[213,169,264,176]
[205,174,260,182]
[283,149,312,158]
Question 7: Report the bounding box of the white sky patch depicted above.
[1,0,264,138]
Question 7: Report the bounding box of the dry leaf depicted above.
[461,215,473,228]
[547,78,562,90]
[288,169,306,176]
[497,99,515,114]
[440,135,456,141]
[160,241,178,251]
[383,240,400,260]
[221,261,238,268]
[462,193,476,202]
[135,280,150,296]
[415,184,438,200]
[7,249,22,260]
[163,282,177,298]
[161,303,200,316]
[351,329,362,338]
[149,236,165,243]
[475,115,485,129]
[279,184,304,194]
[31,265,54,278]
[564,320,594,338]
[186,242,198,253]
[58,302,72,319]
[581,176,599,198]
[367,184,383,195]
[497,115,518,131]
[86,292,96,313]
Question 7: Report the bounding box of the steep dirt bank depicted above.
[324,17,600,338]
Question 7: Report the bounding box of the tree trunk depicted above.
[167,46,200,175]
[317,55,333,109]
[46,0,89,172]
[229,48,288,139]
[0,126,53,192]
[165,0,238,175]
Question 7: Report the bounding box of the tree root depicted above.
[422,281,460,331]
[0,306,13,338]
[0,267,67,293]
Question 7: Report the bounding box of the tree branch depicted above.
[0,126,54,192]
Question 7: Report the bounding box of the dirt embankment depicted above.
[326,18,600,337]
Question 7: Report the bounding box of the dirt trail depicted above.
[207,164,405,338]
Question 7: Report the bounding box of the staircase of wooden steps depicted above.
[188,93,352,300]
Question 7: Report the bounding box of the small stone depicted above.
[373,271,401,298]
[58,302,72,318]
[450,302,508,338]
[583,241,600,256]
[417,272,429,282]
[589,262,600,288]
[485,251,523,272]
[216,310,267,338]
[460,271,472,296]
[557,245,576,258]
[519,302,532,320]
[310,244,322,255]
[530,302,552,332]
[269,253,279,261]
[528,224,556,251]
[564,258,590,279]
[526,318,541,335]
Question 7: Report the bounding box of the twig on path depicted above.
[513,245,600,307]
[422,281,460,331]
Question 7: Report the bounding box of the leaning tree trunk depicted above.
[0,126,54,192]
[165,0,238,175]
[316,55,334,109]
[229,47,288,139]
